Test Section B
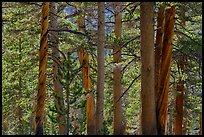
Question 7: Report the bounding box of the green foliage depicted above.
[2,2,202,135]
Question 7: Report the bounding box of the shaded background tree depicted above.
[2,2,202,135]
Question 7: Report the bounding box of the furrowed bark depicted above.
[155,6,165,134]
[35,2,49,135]
[155,6,165,115]
[157,6,176,135]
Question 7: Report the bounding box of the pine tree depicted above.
[140,2,157,135]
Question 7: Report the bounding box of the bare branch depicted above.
[116,74,141,103]
[48,28,86,36]
[48,44,67,61]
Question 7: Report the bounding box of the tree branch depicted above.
[116,74,141,103]
[48,28,86,36]
[48,44,67,61]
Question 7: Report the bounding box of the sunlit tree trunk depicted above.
[140,2,157,135]
[86,93,96,135]
[50,2,67,135]
[35,2,49,135]
[96,2,105,135]
[78,47,95,135]
[113,2,123,135]
[157,6,176,135]
[77,14,95,135]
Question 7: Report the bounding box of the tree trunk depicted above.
[86,93,96,135]
[156,6,176,135]
[155,7,165,133]
[77,15,95,135]
[174,80,184,135]
[113,2,123,135]
[174,5,185,135]
[35,2,49,135]
[50,2,67,135]
[96,2,105,135]
[77,16,92,90]
[140,2,157,135]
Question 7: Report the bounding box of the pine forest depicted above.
[2,2,202,135]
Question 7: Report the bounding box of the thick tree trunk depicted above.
[96,2,105,135]
[140,2,157,135]
[156,6,176,135]
[113,2,123,135]
[50,2,67,135]
[35,2,49,135]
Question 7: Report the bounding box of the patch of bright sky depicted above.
[63,3,117,57]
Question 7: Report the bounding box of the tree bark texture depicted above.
[113,2,123,135]
[96,2,105,135]
[78,47,92,90]
[35,2,50,135]
[156,6,176,135]
[140,2,157,135]
[155,6,165,113]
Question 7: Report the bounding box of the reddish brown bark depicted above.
[140,2,157,135]
[174,80,184,135]
[35,2,49,135]
[155,6,165,112]
[78,47,92,90]
[156,6,176,135]
[86,93,96,135]
[77,16,95,135]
